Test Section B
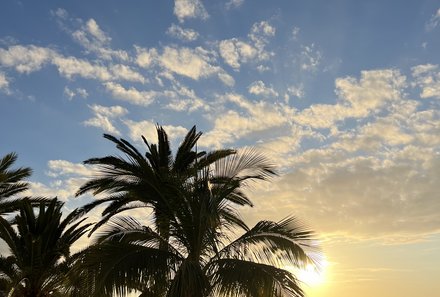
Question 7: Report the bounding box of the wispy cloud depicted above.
[0,45,54,73]
[426,8,440,31]
[411,64,440,99]
[219,20,275,70]
[0,71,10,93]
[64,86,89,100]
[167,23,199,41]
[83,104,128,135]
[248,80,279,97]
[299,44,322,71]
[226,0,245,10]
[104,82,158,106]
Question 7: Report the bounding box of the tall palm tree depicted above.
[74,125,316,296]
[0,153,32,214]
[0,198,92,297]
[75,125,277,296]
[74,165,319,297]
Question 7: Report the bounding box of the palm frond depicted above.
[207,258,304,297]
[213,148,277,182]
[219,216,319,268]
[74,242,181,297]
[0,152,32,200]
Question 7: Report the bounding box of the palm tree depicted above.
[74,165,319,297]
[74,125,240,296]
[74,125,318,296]
[0,198,92,297]
[0,153,32,214]
[75,125,277,296]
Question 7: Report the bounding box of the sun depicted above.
[285,259,328,287]
[297,264,325,286]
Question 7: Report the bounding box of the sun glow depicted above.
[285,259,328,288]
[298,264,325,286]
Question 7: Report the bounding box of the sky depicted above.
[1,0,440,296]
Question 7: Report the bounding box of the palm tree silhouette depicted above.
[0,198,92,297]
[74,125,319,296]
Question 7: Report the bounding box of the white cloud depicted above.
[46,160,94,178]
[159,46,223,82]
[250,20,276,37]
[166,84,208,112]
[219,39,257,69]
[226,0,244,10]
[71,18,128,61]
[76,88,89,98]
[124,119,188,143]
[292,26,300,40]
[0,45,54,73]
[411,64,440,99]
[166,24,199,41]
[200,93,290,148]
[64,86,89,100]
[104,82,157,106]
[134,46,158,68]
[174,0,209,23]
[426,8,440,31]
[294,69,407,129]
[251,150,440,242]
[51,8,68,19]
[83,104,128,135]
[109,64,145,83]
[218,39,240,69]
[27,179,86,201]
[85,19,110,44]
[0,44,139,83]
[335,69,406,113]
[286,84,304,99]
[332,118,415,153]
[52,55,112,81]
[64,86,75,100]
[217,71,235,86]
[255,126,320,166]
[88,104,128,117]
[248,80,279,97]
[84,114,121,135]
[25,159,95,201]
[299,44,322,71]
[0,72,10,93]
[219,21,275,70]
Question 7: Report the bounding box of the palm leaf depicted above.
[207,258,304,297]
[219,217,319,268]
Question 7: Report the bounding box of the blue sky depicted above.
[1,1,440,296]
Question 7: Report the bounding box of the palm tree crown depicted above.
[75,125,237,236]
[0,198,92,297]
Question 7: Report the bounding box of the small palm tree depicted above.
[0,198,92,297]
[0,153,32,214]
